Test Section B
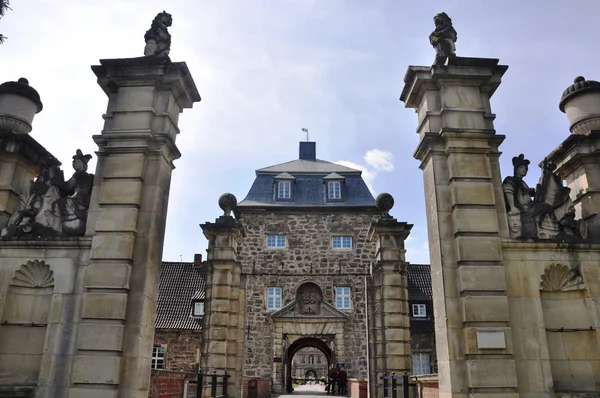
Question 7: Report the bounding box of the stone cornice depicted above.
[0,130,55,169]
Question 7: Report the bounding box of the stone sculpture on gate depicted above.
[503,154,587,241]
[144,11,173,57]
[429,12,457,66]
[1,149,94,238]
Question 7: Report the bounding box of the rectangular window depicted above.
[152,345,165,369]
[278,181,291,199]
[267,287,282,310]
[412,352,431,375]
[332,236,352,249]
[193,301,204,317]
[267,235,286,248]
[412,304,426,317]
[335,287,351,309]
[328,181,341,199]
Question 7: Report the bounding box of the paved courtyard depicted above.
[277,383,329,398]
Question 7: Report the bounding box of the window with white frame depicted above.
[151,345,165,369]
[266,235,286,248]
[412,352,431,375]
[335,287,351,309]
[412,303,426,317]
[278,181,291,199]
[328,181,341,199]
[266,287,282,310]
[332,235,352,249]
[192,301,204,317]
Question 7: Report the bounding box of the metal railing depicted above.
[190,371,230,398]
[381,372,416,398]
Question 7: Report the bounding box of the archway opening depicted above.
[284,337,332,393]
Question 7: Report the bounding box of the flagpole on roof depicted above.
[302,127,309,141]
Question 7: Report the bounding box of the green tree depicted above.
[0,0,11,44]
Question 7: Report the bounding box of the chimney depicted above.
[194,253,202,264]
[299,141,316,160]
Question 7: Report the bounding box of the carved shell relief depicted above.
[539,263,585,292]
[10,260,55,288]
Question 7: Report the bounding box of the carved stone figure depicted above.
[503,154,537,239]
[53,150,94,236]
[1,153,63,238]
[504,154,587,241]
[144,11,173,57]
[1,149,94,238]
[429,12,457,66]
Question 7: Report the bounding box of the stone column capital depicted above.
[368,218,412,263]
[400,57,508,109]
[92,56,201,109]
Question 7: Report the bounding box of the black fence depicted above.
[189,371,230,398]
[382,373,417,398]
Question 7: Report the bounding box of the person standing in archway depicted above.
[337,367,347,396]
[326,366,338,395]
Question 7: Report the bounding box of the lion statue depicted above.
[429,12,457,66]
[144,11,173,57]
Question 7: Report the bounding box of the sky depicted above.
[2,0,600,264]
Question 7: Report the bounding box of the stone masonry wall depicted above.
[238,210,378,381]
[154,329,202,372]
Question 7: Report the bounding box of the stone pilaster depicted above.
[200,202,245,398]
[70,57,200,398]
[400,57,518,397]
[367,212,412,398]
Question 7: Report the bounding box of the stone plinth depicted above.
[201,215,245,398]
[367,217,412,398]
[401,57,517,397]
[67,56,200,398]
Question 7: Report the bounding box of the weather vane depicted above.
[302,127,309,141]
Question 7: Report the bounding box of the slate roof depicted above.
[257,159,361,174]
[155,261,206,330]
[407,263,434,333]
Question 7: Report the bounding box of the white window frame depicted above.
[335,287,351,309]
[412,303,426,317]
[266,234,286,248]
[151,345,165,369]
[328,181,341,199]
[192,301,204,317]
[412,352,431,375]
[278,181,291,199]
[332,235,352,249]
[266,287,282,310]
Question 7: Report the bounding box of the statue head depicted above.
[512,154,530,178]
[152,11,172,31]
[72,149,92,172]
[433,12,452,29]
[508,213,522,238]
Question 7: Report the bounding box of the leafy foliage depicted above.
[0,0,11,44]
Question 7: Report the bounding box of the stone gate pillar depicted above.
[367,194,412,398]
[200,194,245,398]
[400,57,518,397]
[70,57,200,398]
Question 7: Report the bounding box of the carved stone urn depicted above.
[559,76,600,135]
[0,78,43,134]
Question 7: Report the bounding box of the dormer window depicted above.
[328,181,341,199]
[192,300,205,317]
[278,181,291,198]
[274,172,295,201]
[324,173,345,202]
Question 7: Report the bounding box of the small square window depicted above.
[328,181,341,199]
[278,181,291,199]
[152,345,165,369]
[267,287,282,310]
[267,235,286,248]
[193,301,204,317]
[332,236,352,249]
[412,304,426,317]
[335,287,351,309]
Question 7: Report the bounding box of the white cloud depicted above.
[364,149,394,172]
[335,148,394,195]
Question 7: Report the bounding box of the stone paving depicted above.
[277,383,329,398]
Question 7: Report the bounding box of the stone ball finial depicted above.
[218,193,237,216]
[376,193,394,215]
[18,78,29,85]
[574,76,585,84]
